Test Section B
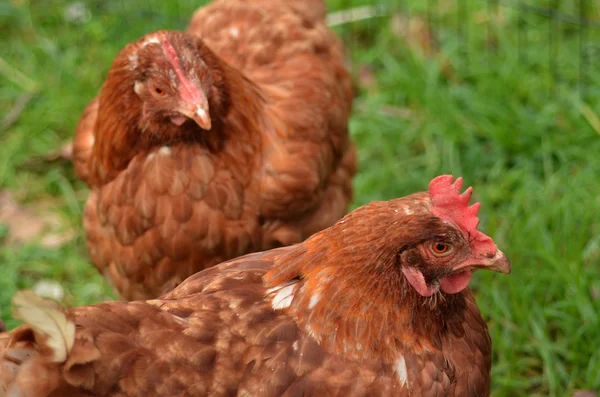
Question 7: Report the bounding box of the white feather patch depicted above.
[158,146,171,156]
[130,34,161,70]
[12,290,75,363]
[140,35,161,47]
[134,80,144,95]
[308,294,320,309]
[305,323,320,342]
[394,355,409,386]
[145,152,156,162]
[267,282,297,310]
[128,53,138,70]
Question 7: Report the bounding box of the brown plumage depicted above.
[0,175,510,396]
[73,0,355,300]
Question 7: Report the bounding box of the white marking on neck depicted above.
[158,146,171,156]
[134,81,144,95]
[129,34,161,70]
[308,294,320,309]
[267,282,297,310]
[128,54,138,70]
[394,355,409,386]
[306,323,320,341]
[140,36,161,48]
[229,27,239,38]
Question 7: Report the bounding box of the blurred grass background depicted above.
[1,0,600,395]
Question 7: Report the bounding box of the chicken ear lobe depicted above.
[401,266,440,297]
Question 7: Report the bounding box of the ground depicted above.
[1,0,599,395]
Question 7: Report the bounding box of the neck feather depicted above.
[264,226,468,363]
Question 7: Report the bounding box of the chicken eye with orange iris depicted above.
[153,86,165,96]
[431,242,452,255]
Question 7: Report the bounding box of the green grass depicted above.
[1,0,600,395]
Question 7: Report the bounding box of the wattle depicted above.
[439,271,473,294]
[170,116,187,126]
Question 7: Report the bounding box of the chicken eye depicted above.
[431,242,452,256]
[153,86,165,96]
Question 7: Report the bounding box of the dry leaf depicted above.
[40,230,75,248]
[390,13,454,80]
[590,285,599,301]
[326,5,387,27]
[44,141,73,162]
[573,390,598,397]
[0,191,73,248]
[20,140,73,171]
[12,290,75,363]
[472,8,507,26]
[33,280,66,302]
[1,90,38,131]
[379,105,414,120]
[390,13,436,57]
[357,64,378,93]
[64,2,91,24]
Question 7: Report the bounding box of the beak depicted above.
[453,249,512,275]
[177,102,212,131]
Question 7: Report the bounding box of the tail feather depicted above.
[0,291,75,397]
[11,290,75,363]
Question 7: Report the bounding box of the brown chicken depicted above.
[72,0,355,300]
[0,175,510,396]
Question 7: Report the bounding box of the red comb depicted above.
[428,175,496,253]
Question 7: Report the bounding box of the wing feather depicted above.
[12,290,75,363]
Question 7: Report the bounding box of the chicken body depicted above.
[73,0,355,300]
[0,176,510,396]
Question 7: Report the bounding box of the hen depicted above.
[72,0,355,300]
[0,175,510,397]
